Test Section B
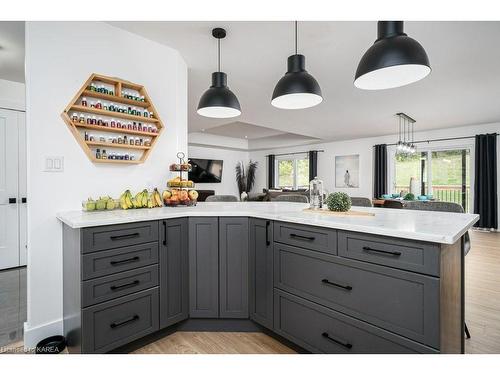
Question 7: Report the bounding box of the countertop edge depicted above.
[56,208,480,245]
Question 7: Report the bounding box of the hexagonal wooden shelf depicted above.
[61,73,164,164]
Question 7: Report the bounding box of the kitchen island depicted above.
[57,202,478,354]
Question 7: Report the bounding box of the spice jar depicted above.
[127,122,132,130]
[84,132,89,141]
[81,98,88,107]
[72,112,78,122]
[138,123,142,131]
[89,83,96,91]
[117,137,123,144]
[129,137,134,145]
[135,138,140,146]
[90,101,95,108]
[144,140,151,147]
[148,125,153,132]
[143,110,149,118]
[110,119,116,128]
[96,101,102,109]
[124,154,130,160]
[79,114,85,123]
[97,118,103,126]
[91,116,97,125]
[123,136,128,144]
[89,135,95,142]
[102,150,107,160]
[130,155,135,161]
[96,149,101,159]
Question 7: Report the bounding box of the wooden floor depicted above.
[133,331,295,354]
[464,230,500,354]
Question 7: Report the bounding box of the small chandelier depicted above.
[396,113,416,155]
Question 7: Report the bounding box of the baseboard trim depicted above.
[23,319,63,349]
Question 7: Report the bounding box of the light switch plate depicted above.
[44,156,64,172]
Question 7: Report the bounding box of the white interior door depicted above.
[0,109,20,269]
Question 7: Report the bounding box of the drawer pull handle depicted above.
[290,233,315,241]
[110,256,140,266]
[266,221,271,246]
[110,233,140,241]
[110,314,139,329]
[362,246,402,257]
[321,278,352,291]
[322,332,352,349]
[110,280,140,291]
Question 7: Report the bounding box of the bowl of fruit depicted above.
[162,189,198,206]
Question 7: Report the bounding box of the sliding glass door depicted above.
[391,146,472,212]
[430,149,470,212]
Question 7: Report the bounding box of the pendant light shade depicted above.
[271,22,322,109]
[355,21,431,90]
[197,28,241,118]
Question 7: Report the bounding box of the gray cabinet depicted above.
[188,217,219,318]
[160,218,189,329]
[219,217,249,318]
[249,218,273,329]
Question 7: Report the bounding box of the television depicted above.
[188,158,223,183]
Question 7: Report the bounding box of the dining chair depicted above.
[350,197,373,207]
[272,194,309,203]
[205,195,239,202]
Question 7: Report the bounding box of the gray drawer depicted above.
[82,265,159,307]
[274,243,440,348]
[82,287,159,353]
[338,231,440,276]
[274,290,438,354]
[82,221,158,253]
[82,242,159,280]
[273,221,337,255]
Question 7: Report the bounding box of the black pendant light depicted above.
[271,21,322,109]
[197,28,241,118]
[354,21,431,90]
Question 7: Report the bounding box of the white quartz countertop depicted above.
[56,202,479,244]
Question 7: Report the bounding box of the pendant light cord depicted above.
[218,38,221,72]
[295,20,298,55]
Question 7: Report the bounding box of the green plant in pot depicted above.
[326,192,352,212]
[403,193,416,201]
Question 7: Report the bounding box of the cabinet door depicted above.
[188,217,219,318]
[249,218,273,329]
[160,218,189,328]
[219,217,249,318]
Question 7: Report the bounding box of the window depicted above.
[276,154,309,190]
[391,146,472,212]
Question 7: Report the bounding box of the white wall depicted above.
[250,122,500,211]
[188,145,249,197]
[0,79,25,111]
[24,21,187,346]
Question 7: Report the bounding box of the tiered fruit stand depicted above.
[61,73,164,164]
[165,152,197,206]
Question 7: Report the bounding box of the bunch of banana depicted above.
[151,188,163,208]
[119,190,134,210]
[119,189,163,210]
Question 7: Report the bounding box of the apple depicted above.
[188,190,199,200]
[162,190,172,202]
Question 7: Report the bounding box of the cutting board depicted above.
[303,208,375,217]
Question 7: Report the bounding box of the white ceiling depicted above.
[111,21,500,143]
[0,21,25,83]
